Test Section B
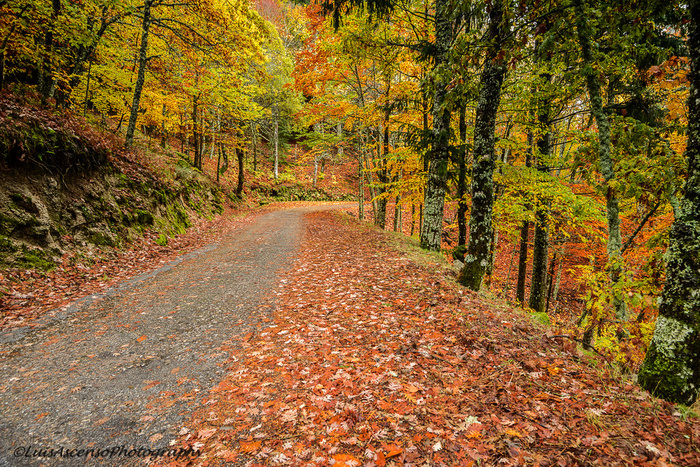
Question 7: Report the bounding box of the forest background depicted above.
[0,0,699,405]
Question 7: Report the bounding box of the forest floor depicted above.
[156,207,700,467]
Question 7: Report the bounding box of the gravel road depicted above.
[0,204,351,466]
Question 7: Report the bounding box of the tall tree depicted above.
[529,32,553,312]
[419,0,454,250]
[638,0,700,405]
[458,0,509,290]
[125,0,154,148]
[573,0,626,320]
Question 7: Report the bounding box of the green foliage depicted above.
[494,163,606,243]
[576,261,658,366]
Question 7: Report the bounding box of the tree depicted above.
[125,0,155,148]
[572,0,627,322]
[418,0,454,250]
[638,0,700,405]
[458,0,509,290]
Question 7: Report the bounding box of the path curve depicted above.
[0,203,352,466]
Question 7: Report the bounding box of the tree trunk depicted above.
[419,0,452,251]
[375,126,388,229]
[486,230,499,278]
[516,132,534,304]
[0,4,30,90]
[192,94,202,169]
[216,144,221,183]
[218,142,228,177]
[458,0,507,290]
[273,108,279,179]
[545,248,558,313]
[394,195,401,232]
[529,203,550,314]
[313,156,318,188]
[574,0,626,321]
[161,103,167,148]
[638,0,700,405]
[38,0,61,105]
[366,155,378,221]
[410,204,416,236]
[125,0,154,148]
[358,130,366,221]
[236,146,244,197]
[337,122,343,157]
[552,243,565,304]
[457,102,468,246]
[528,34,553,313]
[515,221,530,304]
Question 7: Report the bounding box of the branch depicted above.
[621,201,662,254]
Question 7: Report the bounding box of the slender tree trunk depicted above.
[638,0,700,405]
[515,222,530,304]
[574,0,626,321]
[552,243,565,305]
[192,94,201,169]
[410,204,416,236]
[457,102,468,246]
[313,156,318,188]
[125,0,154,148]
[487,230,499,278]
[337,122,343,157]
[38,0,61,105]
[252,123,258,172]
[545,248,558,313]
[374,126,388,229]
[394,195,401,232]
[236,146,244,197]
[420,0,452,250]
[358,129,366,220]
[366,156,377,221]
[273,108,279,179]
[218,142,228,177]
[216,145,221,183]
[161,103,167,148]
[459,0,508,290]
[516,132,534,304]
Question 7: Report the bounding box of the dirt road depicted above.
[0,204,351,466]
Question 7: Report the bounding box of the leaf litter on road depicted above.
[157,210,698,466]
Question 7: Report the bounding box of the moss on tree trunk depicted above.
[458,0,507,290]
[419,0,452,250]
[638,0,700,405]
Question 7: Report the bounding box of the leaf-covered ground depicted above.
[162,210,700,467]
